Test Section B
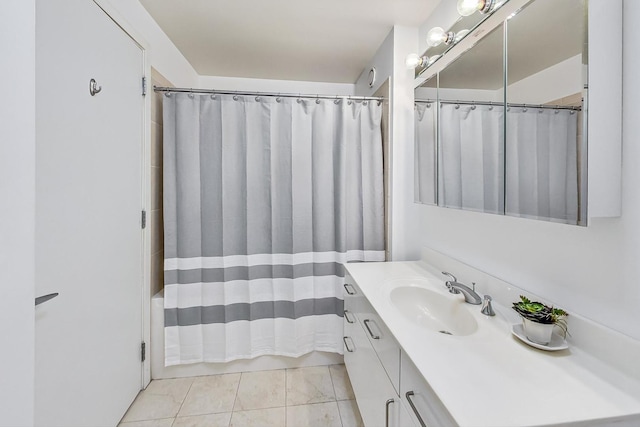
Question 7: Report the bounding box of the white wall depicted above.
[355,26,419,261]
[199,75,355,96]
[100,0,198,87]
[0,1,36,425]
[402,1,640,341]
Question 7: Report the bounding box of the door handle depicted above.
[406,391,427,427]
[385,398,394,427]
[35,293,59,306]
[344,310,355,324]
[343,283,356,295]
[343,336,355,352]
[363,319,380,339]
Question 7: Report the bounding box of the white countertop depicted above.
[345,260,640,427]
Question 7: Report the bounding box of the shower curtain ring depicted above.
[233,95,239,101]
[188,93,194,99]
[334,96,340,105]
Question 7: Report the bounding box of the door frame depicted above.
[92,0,152,388]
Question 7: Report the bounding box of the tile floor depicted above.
[119,365,363,427]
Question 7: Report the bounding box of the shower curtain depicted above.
[162,93,385,365]
[414,102,436,204]
[505,108,579,223]
[439,103,505,214]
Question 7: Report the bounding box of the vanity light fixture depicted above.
[405,53,442,70]
[426,26,455,47]
[405,54,429,69]
[457,0,497,16]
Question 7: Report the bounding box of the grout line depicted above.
[327,364,338,401]
[231,372,242,415]
[173,377,196,421]
[284,368,288,426]
[328,366,345,427]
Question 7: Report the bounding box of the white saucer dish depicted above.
[511,323,568,351]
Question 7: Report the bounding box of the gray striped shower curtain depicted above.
[162,93,384,365]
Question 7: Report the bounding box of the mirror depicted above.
[437,24,504,214]
[414,0,588,225]
[414,75,437,205]
[505,0,587,225]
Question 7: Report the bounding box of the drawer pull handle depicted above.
[344,310,355,324]
[406,391,427,427]
[363,319,380,339]
[343,336,355,352]
[344,283,356,295]
[385,398,394,427]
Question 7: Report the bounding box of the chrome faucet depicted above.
[441,272,482,305]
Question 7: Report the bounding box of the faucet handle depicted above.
[441,272,460,294]
[481,295,495,316]
[441,272,457,283]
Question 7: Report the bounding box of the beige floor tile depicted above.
[286,402,342,427]
[337,400,364,427]
[286,366,336,406]
[230,407,285,427]
[118,419,174,427]
[121,377,194,422]
[173,412,232,427]
[329,364,355,401]
[178,373,241,416]
[234,370,286,411]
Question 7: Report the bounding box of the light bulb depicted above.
[426,27,453,47]
[405,53,422,69]
[457,0,482,16]
[454,29,470,43]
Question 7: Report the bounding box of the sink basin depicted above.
[389,285,478,336]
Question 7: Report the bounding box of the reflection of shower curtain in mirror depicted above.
[414,103,436,204]
[439,104,504,214]
[506,109,578,223]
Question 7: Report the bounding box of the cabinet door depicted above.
[401,352,458,427]
[345,316,397,427]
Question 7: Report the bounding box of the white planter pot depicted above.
[522,318,555,345]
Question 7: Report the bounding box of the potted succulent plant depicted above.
[512,295,568,345]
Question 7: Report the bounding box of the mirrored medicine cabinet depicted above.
[415,0,590,225]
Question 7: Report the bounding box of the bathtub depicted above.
[151,290,344,379]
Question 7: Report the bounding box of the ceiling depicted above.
[139,0,441,83]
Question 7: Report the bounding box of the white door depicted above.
[35,0,145,425]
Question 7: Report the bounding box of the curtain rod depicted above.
[415,98,581,111]
[153,86,384,102]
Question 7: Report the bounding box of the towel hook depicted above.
[89,78,102,96]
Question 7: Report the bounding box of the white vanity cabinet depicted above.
[343,274,413,427]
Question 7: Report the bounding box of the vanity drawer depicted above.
[357,299,400,394]
[400,351,457,427]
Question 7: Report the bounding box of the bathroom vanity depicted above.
[344,249,640,426]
